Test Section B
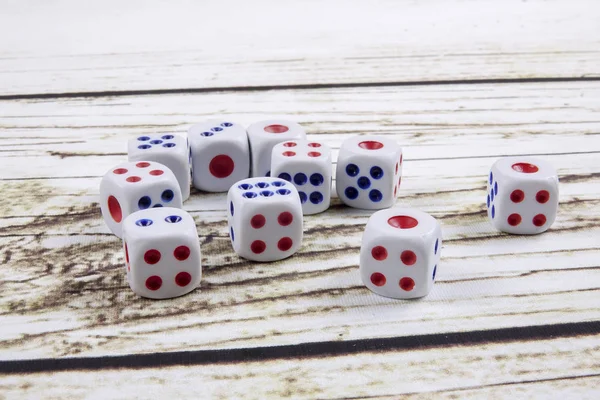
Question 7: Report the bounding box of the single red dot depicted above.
[533,214,547,227]
[282,151,296,157]
[400,154,403,165]
[144,249,161,264]
[173,246,190,261]
[512,162,539,173]
[277,237,293,251]
[149,169,164,176]
[388,215,418,229]
[399,277,415,291]
[308,142,321,148]
[113,168,128,175]
[370,272,386,286]
[264,124,289,133]
[401,250,417,265]
[308,152,321,157]
[251,240,266,254]
[507,213,522,226]
[278,212,293,226]
[395,163,398,174]
[510,189,525,203]
[398,176,402,187]
[108,195,122,222]
[126,176,141,183]
[250,214,266,229]
[145,275,162,291]
[371,246,388,261]
[358,141,384,150]
[136,162,150,168]
[125,243,129,264]
[209,154,235,178]
[394,186,397,196]
[536,190,550,204]
[283,142,297,147]
[175,272,192,287]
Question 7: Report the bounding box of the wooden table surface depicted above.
[1,1,599,398]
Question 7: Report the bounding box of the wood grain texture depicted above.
[0,82,598,362]
[0,335,598,399]
[1,0,600,96]
[1,2,600,396]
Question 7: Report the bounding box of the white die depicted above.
[122,207,201,299]
[360,208,442,299]
[188,120,250,192]
[487,156,559,234]
[99,161,183,238]
[336,136,403,210]
[271,140,332,215]
[128,133,190,201]
[247,120,307,177]
[227,177,303,262]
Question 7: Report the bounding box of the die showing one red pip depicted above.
[99,161,183,238]
[188,120,250,192]
[487,156,559,234]
[360,208,442,299]
[247,120,307,177]
[122,207,201,299]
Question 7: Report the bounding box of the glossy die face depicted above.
[360,208,442,299]
[246,120,307,177]
[336,136,403,210]
[122,207,201,299]
[99,161,183,238]
[227,177,303,262]
[128,134,190,201]
[271,140,332,215]
[188,120,250,192]
[487,157,559,234]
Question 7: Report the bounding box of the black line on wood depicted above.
[1,320,599,374]
[2,77,600,100]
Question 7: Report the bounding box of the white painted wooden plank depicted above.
[0,335,598,399]
[1,0,599,95]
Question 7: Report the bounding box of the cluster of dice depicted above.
[99,119,560,300]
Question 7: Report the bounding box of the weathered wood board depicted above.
[0,81,598,365]
[1,0,600,96]
[1,0,599,397]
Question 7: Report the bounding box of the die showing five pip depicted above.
[271,139,332,215]
[227,177,303,262]
[122,207,201,299]
[360,208,442,299]
[487,156,559,234]
[100,161,183,238]
[336,135,403,210]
